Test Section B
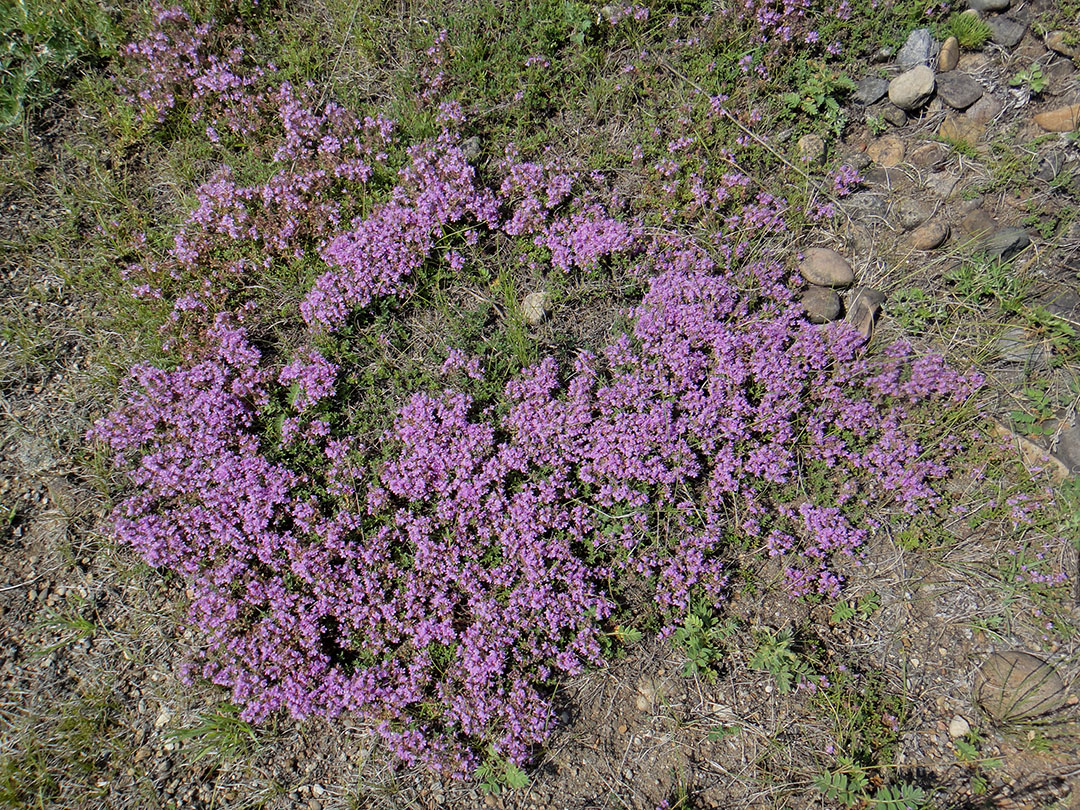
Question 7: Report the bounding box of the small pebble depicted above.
[948,715,971,738]
[521,291,550,326]
[909,220,949,251]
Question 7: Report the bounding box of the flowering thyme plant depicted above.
[93,6,984,776]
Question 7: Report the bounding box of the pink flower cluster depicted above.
[302,132,500,329]
[97,7,987,776]
[278,348,338,411]
[121,4,213,123]
[121,76,394,340]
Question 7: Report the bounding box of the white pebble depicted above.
[948,715,970,738]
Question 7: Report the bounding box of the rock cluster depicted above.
[854,14,1080,144]
[795,249,884,341]
[797,248,851,324]
[836,5,1080,483]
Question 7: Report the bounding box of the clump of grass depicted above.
[947,13,992,50]
[0,688,125,808]
[167,703,261,764]
[0,0,118,129]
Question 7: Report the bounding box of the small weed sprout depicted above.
[1008,383,1057,437]
[945,255,1029,315]
[871,782,928,810]
[814,761,868,806]
[475,746,529,794]
[865,112,888,136]
[1024,306,1079,365]
[748,627,810,693]
[1009,65,1048,95]
[780,60,856,136]
[816,761,927,810]
[890,288,945,333]
[953,730,1002,795]
[830,591,881,624]
[0,502,18,534]
[672,607,737,682]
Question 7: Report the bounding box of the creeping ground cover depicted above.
[91,1,984,777]
[3,0,1080,806]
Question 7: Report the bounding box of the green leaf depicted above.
[857,592,881,617]
[955,738,977,762]
[616,625,642,645]
[503,761,529,790]
[831,601,856,624]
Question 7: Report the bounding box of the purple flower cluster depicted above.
[731,0,812,47]
[96,8,987,776]
[278,348,338,411]
[121,4,213,123]
[831,164,863,197]
[302,132,499,329]
[94,237,980,771]
[603,4,650,25]
[121,75,394,339]
[539,205,636,272]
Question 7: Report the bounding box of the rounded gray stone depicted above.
[967,0,1009,11]
[845,287,885,342]
[926,171,961,199]
[842,192,888,221]
[979,226,1030,261]
[882,104,908,126]
[1046,31,1080,59]
[798,248,854,287]
[966,94,1003,125]
[897,198,935,231]
[1035,150,1066,182]
[995,326,1047,366]
[889,66,936,112]
[935,72,984,110]
[987,16,1026,48]
[800,285,842,323]
[948,715,971,738]
[854,76,889,105]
